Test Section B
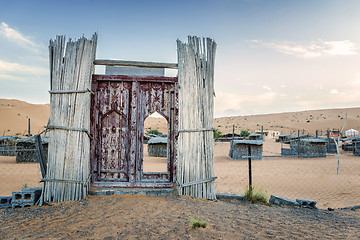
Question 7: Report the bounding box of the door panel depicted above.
[90,75,178,187]
[97,81,131,181]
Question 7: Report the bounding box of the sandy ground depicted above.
[1,98,360,137]
[1,99,360,238]
[1,139,359,209]
[1,194,359,239]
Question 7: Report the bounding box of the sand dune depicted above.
[146,107,360,136]
[1,98,359,136]
[0,99,49,136]
[214,108,360,136]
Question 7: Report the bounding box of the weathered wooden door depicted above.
[90,75,178,188]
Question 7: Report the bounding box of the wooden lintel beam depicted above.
[94,59,178,69]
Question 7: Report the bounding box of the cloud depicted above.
[0,22,43,52]
[259,91,277,101]
[330,89,339,94]
[0,59,48,77]
[262,85,272,91]
[214,89,279,116]
[250,40,358,59]
[294,100,318,109]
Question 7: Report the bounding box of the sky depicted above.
[1,0,360,117]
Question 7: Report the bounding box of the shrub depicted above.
[213,129,222,140]
[244,187,268,204]
[240,130,250,137]
[190,217,207,229]
[147,129,161,135]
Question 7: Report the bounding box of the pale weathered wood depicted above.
[94,59,178,69]
[176,36,217,199]
[34,134,47,178]
[177,177,217,188]
[49,89,93,94]
[45,34,97,202]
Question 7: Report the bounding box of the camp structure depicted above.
[277,134,309,143]
[320,136,337,153]
[249,133,262,140]
[254,130,280,140]
[216,133,243,142]
[15,137,48,163]
[43,34,216,202]
[229,140,263,160]
[341,136,360,152]
[0,136,20,156]
[345,129,359,137]
[281,138,327,158]
[147,137,167,157]
[353,138,360,156]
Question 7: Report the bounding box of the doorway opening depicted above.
[143,112,168,173]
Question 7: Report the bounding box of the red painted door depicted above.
[96,81,131,182]
[90,75,178,188]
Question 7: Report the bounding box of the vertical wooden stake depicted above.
[297,130,300,158]
[248,145,252,193]
[232,125,235,140]
[28,118,31,137]
[327,129,330,152]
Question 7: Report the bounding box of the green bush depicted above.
[147,129,161,135]
[244,187,268,204]
[213,129,222,140]
[190,217,207,229]
[240,130,250,137]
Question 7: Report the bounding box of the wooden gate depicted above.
[90,74,178,188]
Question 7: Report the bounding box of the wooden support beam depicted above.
[94,59,178,69]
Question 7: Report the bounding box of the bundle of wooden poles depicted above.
[177,36,217,199]
[44,34,97,202]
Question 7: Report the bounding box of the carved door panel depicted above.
[96,81,131,181]
[137,82,176,182]
[91,75,178,187]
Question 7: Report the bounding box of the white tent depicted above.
[345,129,359,137]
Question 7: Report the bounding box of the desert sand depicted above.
[2,98,359,136]
[1,140,359,209]
[0,99,49,136]
[1,193,359,239]
[1,98,359,209]
[1,98,360,239]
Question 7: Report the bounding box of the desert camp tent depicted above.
[345,129,359,137]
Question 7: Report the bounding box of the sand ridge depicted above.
[1,98,359,136]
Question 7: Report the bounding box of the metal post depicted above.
[232,125,235,140]
[316,130,318,138]
[248,145,252,193]
[327,129,330,152]
[297,130,300,158]
[261,126,263,140]
[28,118,31,137]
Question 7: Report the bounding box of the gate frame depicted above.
[90,63,178,188]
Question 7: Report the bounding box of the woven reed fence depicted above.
[44,34,97,202]
[176,36,217,199]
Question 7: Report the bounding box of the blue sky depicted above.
[1,0,360,117]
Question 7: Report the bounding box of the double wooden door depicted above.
[90,75,178,188]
